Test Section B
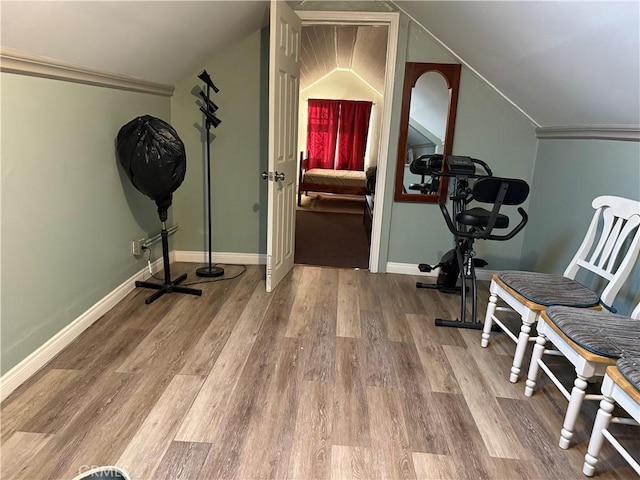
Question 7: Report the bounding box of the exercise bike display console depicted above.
[410,154,530,330]
[445,155,476,175]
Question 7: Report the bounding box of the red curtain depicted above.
[306,99,340,169]
[336,100,373,171]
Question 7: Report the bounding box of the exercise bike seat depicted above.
[457,207,509,229]
[440,176,529,242]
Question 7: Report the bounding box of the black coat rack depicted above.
[196,69,224,278]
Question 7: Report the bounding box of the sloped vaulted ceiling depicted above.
[300,25,388,94]
[0,1,269,85]
[394,1,640,128]
[1,1,638,129]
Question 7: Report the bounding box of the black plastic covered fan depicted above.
[116,115,201,304]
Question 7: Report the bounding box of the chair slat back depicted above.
[582,211,640,277]
[564,196,640,307]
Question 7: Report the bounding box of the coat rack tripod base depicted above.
[196,265,224,277]
[135,221,202,304]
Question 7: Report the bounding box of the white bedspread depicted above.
[302,168,366,188]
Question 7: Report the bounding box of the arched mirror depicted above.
[394,63,461,202]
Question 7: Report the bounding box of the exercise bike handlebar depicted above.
[465,157,492,178]
[410,155,493,179]
[496,208,528,241]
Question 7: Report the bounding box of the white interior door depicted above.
[266,0,301,292]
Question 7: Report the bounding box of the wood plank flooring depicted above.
[2,263,638,479]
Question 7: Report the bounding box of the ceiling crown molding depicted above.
[0,48,174,97]
[535,125,640,142]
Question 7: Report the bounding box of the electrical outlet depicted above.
[132,238,146,256]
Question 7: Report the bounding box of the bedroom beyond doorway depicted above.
[294,193,370,269]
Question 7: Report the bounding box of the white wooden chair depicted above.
[480,196,640,383]
[524,302,640,449]
[583,357,640,476]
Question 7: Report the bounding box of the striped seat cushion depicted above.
[546,305,640,358]
[498,271,600,307]
[616,355,640,392]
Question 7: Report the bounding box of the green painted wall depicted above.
[171,28,268,255]
[1,73,170,374]
[522,138,640,314]
[385,21,538,270]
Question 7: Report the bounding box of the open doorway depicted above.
[294,23,388,270]
[265,9,398,287]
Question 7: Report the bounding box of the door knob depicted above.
[274,171,286,181]
[261,171,269,180]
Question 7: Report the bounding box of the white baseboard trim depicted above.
[0,258,164,403]
[174,250,266,265]
[385,261,496,281]
[386,262,438,277]
[476,270,496,281]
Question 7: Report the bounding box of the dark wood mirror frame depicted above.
[394,62,461,203]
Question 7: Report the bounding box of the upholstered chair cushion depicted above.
[616,355,640,391]
[545,305,640,358]
[498,271,600,307]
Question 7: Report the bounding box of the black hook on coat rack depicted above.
[196,69,224,278]
[198,69,219,93]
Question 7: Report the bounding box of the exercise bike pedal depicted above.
[473,258,488,268]
[418,263,434,273]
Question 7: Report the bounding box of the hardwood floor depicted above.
[2,263,638,479]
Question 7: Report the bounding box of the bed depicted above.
[297,155,367,206]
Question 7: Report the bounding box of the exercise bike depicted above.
[412,155,492,294]
[411,155,530,329]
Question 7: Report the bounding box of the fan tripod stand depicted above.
[135,212,202,304]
